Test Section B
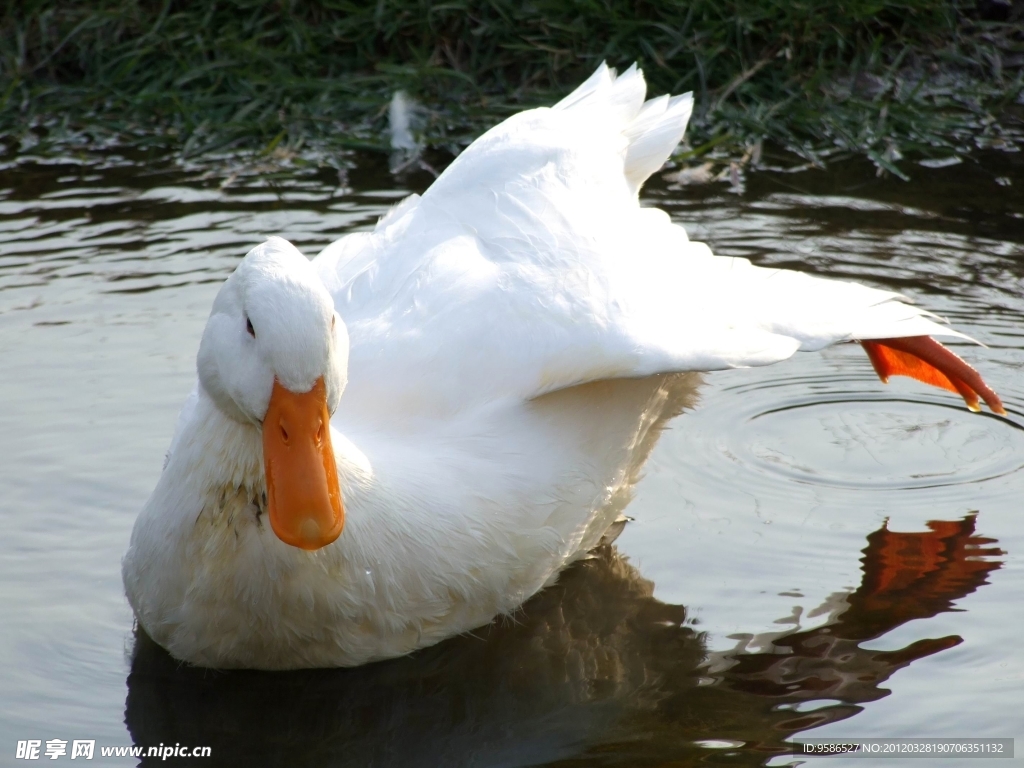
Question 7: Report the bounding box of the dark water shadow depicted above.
[125,515,1001,767]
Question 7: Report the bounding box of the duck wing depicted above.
[315,64,1001,416]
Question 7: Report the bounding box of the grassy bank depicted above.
[2,1,1023,172]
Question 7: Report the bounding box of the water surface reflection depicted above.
[126,515,1001,767]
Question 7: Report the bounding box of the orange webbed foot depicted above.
[860,336,1005,415]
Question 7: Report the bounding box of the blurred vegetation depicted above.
[1,0,1023,172]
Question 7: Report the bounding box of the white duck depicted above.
[123,63,1004,670]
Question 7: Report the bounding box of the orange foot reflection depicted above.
[723,514,1003,732]
[852,516,1004,636]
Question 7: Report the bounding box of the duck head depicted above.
[196,237,348,551]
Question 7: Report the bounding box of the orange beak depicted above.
[262,377,344,550]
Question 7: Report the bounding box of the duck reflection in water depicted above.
[124,375,1003,767]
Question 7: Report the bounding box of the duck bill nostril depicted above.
[262,376,344,550]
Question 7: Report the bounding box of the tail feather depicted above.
[554,62,646,126]
[602,63,647,125]
[555,62,693,194]
[624,92,694,194]
[552,62,613,111]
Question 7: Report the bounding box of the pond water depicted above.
[1,145,1022,766]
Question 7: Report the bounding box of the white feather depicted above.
[388,91,418,152]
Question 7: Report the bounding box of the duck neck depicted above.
[167,385,266,509]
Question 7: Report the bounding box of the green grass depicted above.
[2,1,1022,172]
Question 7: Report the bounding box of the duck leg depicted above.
[860,336,1005,415]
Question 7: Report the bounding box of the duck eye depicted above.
[246,317,255,338]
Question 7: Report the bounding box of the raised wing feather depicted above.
[315,64,966,418]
